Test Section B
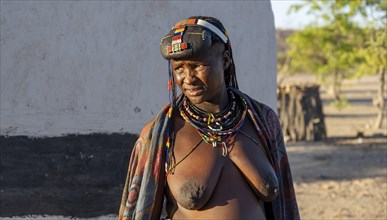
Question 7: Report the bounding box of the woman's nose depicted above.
[183,68,196,84]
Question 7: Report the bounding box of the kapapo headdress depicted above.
[160,18,229,60]
[159,16,238,174]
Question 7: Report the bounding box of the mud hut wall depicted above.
[1,1,277,137]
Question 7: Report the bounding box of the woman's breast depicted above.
[167,155,267,219]
[166,139,225,211]
[166,118,274,219]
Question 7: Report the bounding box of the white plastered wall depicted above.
[0,0,277,137]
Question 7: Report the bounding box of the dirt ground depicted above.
[284,74,387,219]
[289,141,386,219]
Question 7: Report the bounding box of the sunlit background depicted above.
[272,0,314,29]
[271,0,386,218]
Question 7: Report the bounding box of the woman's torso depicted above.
[166,114,278,219]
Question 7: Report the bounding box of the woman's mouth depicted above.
[186,87,205,96]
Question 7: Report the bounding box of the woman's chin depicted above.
[185,96,204,105]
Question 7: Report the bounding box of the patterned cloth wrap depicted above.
[118,88,300,220]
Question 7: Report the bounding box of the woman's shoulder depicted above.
[139,118,156,137]
[234,88,277,115]
[250,98,277,116]
[139,103,172,137]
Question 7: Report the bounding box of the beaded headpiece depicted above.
[161,18,229,58]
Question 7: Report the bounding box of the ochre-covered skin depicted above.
[155,16,279,219]
[166,114,278,219]
[162,27,278,218]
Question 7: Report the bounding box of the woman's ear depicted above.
[223,50,231,70]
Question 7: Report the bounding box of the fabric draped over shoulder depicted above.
[118,105,169,220]
[118,89,300,220]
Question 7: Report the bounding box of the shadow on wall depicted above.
[0,133,138,217]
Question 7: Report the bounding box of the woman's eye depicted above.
[174,66,184,74]
[195,65,207,71]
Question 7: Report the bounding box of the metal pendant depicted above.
[221,142,228,157]
[212,141,217,148]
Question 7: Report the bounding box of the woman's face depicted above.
[171,44,231,107]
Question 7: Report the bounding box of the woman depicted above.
[119,16,299,220]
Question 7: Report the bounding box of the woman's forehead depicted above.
[171,57,208,65]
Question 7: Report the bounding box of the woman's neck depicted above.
[193,87,229,114]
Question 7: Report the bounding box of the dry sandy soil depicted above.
[284,74,387,219]
[289,141,386,219]
[2,75,386,219]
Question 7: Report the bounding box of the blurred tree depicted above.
[351,0,386,129]
[286,0,366,105]
[284,0,386,128]
[276,29,295,84]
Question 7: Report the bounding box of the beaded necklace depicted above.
[179,89,247,156]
